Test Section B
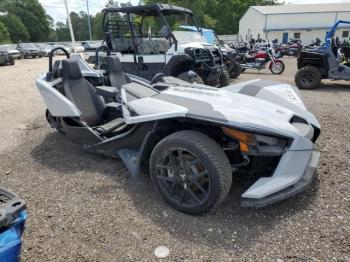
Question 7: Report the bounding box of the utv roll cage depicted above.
[325,20,350,47]
[102,4,202,53]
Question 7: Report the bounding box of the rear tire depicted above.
[295,65,321,89]
[150,130,232,215]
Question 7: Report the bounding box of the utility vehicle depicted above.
[100,4,230,87]
[36,48,320,214]
[295,20,350,89]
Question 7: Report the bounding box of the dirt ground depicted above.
[0,57,349,261]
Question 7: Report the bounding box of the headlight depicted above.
[222,127,289,155]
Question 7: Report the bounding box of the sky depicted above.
[40,0,350,23]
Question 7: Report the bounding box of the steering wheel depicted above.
[49,47,70,73]
[95,45,111,67]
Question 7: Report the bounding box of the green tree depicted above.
[92,12,104,40]
[55,21,70,41]
[0,14,29,42]
[144,0,279,34]
[0,21,10,43]
[5,0,50,42]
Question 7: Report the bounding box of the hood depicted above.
[156,81,319,138]
[8,49,19,54]
[180,42,217,49]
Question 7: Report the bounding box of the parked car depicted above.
[82,41,99,51]
[35,43,53,57]
[17,43,41,58]
[1,44,21,59]
[0,46,15,66]
[66,43,85,53]
[53,44,72,55]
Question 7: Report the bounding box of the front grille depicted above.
[193,48,211,62]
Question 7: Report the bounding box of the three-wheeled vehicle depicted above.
[35,47,321,214]
[295,20,350,89]
[100,4,230,87]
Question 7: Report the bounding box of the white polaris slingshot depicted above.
[35,48,321,214]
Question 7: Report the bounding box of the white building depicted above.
[239,3,350,44]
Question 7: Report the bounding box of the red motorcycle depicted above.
[237,48,285,74]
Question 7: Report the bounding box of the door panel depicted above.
[282,32,288,43]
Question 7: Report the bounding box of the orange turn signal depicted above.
[221,127,255,144]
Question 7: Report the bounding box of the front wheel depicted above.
[228,61,241,79]
[150,130,232,215]
[218,69,230,87]
[295,65,321,89]
[270,60,285,74]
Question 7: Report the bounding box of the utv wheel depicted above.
[270,61,285,74]
[228,61,241,79]
[150,130,232,215]
[218,69,230,87]
[295,66,321,89]
[177,71,204,84]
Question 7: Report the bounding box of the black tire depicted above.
[9,57,15,65]
[270,60,285,74]
[241,68,246,73]
[150,130,232,215]
[228,61,241,79]
[295,65,321,89]
[45,109,65,134]
[177,71,204,84]
[218,69,230,87]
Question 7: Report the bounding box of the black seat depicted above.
[62,59,124,134]
[106,56,130,91]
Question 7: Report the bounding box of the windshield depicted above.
[140,12,205,43]
[173,31,207,43]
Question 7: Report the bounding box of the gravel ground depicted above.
[0,57,349,261]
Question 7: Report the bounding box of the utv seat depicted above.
[106,56,130,91]
[62,59,125,135]
[105,56,158,102]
